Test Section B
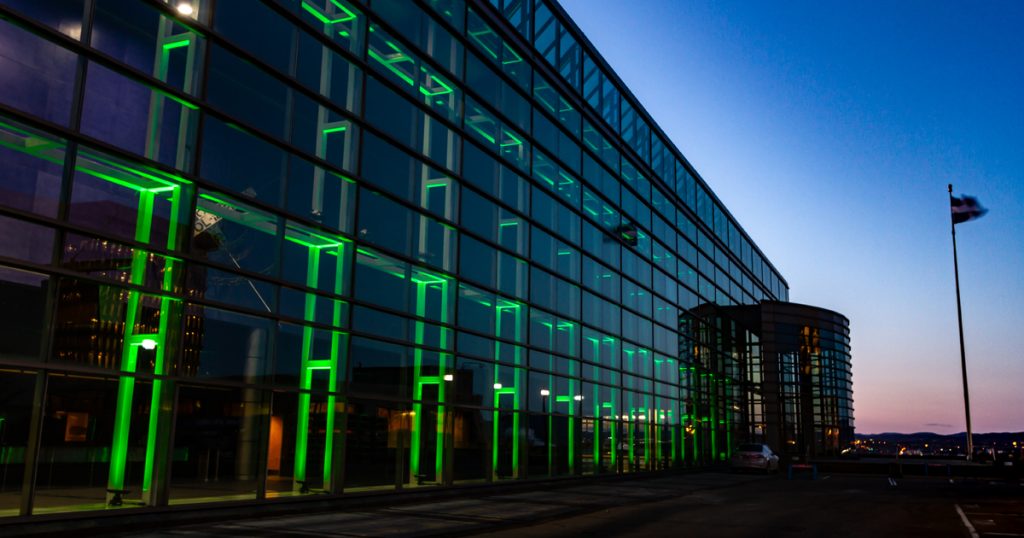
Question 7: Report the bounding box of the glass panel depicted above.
[214,0,294,73]
[0,19,77,125]
[0,215,54,264]
[0,267,49,361]
[464,97,530,173]
[0,116,67,218]
[206,43,287,139]
[266,390,343,496]
[285,156,355,234]
[0,369,35,517]
[169,385,264,504]
[92,0,204,95]
[199,116,287,208]
[183,304,273,382]
[367,24,460,123]
[357,188,456,272]
[2,0,83,38]
[193,189,280,276]
[293,0,365,53]
[343,399,409,491]
[81,62,199,170]
[33,374,152,513]
[364,77,460,171]
[360,133,457,222]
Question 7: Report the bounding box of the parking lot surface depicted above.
[86,471,1020,537]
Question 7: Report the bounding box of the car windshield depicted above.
[738,444,764,452]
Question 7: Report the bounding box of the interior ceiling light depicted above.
[176,2,194,16]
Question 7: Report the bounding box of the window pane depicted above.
[0,267,48,361]
[0,20,77,125]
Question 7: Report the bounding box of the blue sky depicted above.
[561,0,1024,434]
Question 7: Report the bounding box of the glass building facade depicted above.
[685,302,854,460]
[0,0,822,519]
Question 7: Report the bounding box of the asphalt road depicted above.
[480,474,1024,537]
[103,472,1022,537]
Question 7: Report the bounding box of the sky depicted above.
[560,0,1024,434]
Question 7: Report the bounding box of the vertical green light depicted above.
[108,188,155,494]
[288,232,348,492]
[293,247,320,487]
[409,273,450,484]
[491,301,522,480]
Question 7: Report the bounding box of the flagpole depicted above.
[948,183,973,462]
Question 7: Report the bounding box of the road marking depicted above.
[956,504,980,538]
[984,533,1024,537]
[887,477,898,487]
[821,475,831,481]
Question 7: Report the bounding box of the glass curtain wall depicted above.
[0,0,797,519]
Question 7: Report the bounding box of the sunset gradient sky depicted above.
[561,0,1024,434]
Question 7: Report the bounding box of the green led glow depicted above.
[301,0,357,25]
[321,125,348,136]
[468,28,500,60]
[368,47,416,88]
[419,75,454,97]
[293,238,348,491]
[162,38,191,50]
[409,275,451,484]
[107,16,201,503]
[500,130,523,147]
[501,43,523,65]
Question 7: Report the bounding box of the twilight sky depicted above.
[560,0,1024,434]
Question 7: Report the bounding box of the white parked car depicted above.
[730,443,780,472]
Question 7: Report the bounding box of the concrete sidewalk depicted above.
[116,473,766,537]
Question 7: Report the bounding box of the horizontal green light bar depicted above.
[162,38,191,50]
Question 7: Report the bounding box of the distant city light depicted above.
[443,374,453,382]
[539,389,550,396]
[493,383,502,390]
[141,339,157,350]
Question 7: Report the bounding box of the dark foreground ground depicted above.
[94,471,1022,538]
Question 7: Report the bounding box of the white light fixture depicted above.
[493,383,503,390]
[443,374,454,382]
[140,338,158,350]
[539,389,550,396]
[176,2,194,16]
[573,394,583,401]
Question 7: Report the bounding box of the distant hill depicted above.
[856,432,1023,442]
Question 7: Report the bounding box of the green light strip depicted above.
[367,48,416,88]
[301,0,357,25]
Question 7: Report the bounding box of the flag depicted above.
[950,195,987,224]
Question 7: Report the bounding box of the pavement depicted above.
[90,471,1024,538]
